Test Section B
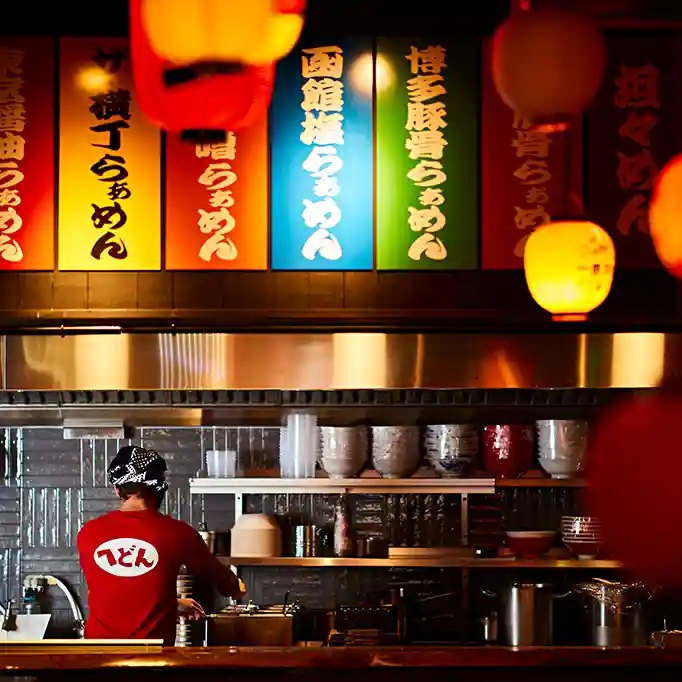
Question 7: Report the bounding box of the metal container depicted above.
[198,528,230,556]
[486,582,558,646]
[575,579,652,647]
[292,524,319,557]
[205,605,295,646]
[355,535,389,558]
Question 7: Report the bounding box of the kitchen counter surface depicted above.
[3,645,682,671]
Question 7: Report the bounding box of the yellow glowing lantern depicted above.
[524,220,615,321]
[141,0,305,67]
[492,10,605,131]
[650,154,682,278]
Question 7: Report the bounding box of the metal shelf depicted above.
[219,556,621,569]
[495,478,587,488]
[190,477,495,495]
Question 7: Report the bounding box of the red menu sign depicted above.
[587,31,682,268]
[0,38,55,270]
[481,39,582,270]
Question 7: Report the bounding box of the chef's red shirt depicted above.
[77,509,238,645]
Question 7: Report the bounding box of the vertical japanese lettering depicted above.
[614,64,660,237]
[511,115,552,258]
[0,47,26,263]
[299,45,344,261]
[195,135,239,262]
[87,48,132,261]
[404,45,448,261]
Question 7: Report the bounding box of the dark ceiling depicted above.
[4,0,511,37]
[6,0,682,38]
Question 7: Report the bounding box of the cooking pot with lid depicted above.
[574,578,653,647]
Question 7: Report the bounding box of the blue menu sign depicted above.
[270,37,374,270]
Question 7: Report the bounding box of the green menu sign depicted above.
[376,38,479,270]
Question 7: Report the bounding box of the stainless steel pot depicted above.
[574,579,652,647]
[204,606,295,646]
[484,582,568,646]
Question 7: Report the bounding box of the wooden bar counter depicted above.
[3,645,682,681]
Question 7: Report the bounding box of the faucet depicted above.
[0,600,15,631]
[24,575,85,639]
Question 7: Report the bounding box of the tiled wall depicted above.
[0,427,255,636]
[0,425,586,640]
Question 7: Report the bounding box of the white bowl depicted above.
[539,456,580,480]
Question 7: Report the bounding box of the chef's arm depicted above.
[184,529,246,599]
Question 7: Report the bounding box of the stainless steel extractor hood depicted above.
[0,331,672,427]
[0,331,672,392]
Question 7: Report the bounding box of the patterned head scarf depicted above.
[107,445,169,493]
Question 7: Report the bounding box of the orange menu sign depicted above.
[58,38,162,270]
[164,115,268,271]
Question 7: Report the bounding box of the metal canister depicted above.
[499,582,555,646]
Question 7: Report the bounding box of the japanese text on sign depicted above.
[88,48,133,262]
[299,45,344,261]
[404,45,449,262]
[195,135,239,262]
[511,115,552,258]
[0,47,27,264]
[614,64,660,236]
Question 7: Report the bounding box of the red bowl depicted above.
[506,531,555,558]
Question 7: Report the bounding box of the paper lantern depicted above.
[523,220,615,321]
[650,154,682,278]
[492,10,605,131]
[141,0,306,66]
[587,391,682,589]
[130,0,274,134]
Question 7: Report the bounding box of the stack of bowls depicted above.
[371,426,420,478]
[320,426,368,479]
[537,419,588,479]
[175,570,194,647]
[561,515,603,559]
[424,424,478,478]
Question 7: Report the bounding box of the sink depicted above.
[0,614,51,641]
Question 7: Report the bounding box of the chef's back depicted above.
[78,507,208,645]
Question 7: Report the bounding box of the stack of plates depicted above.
[561,515,603,559]
[425,424,478,478]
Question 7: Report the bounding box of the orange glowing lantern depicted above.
[650,154,682,278]
[523,220,615,321]
[492,10,605,131]
[141,0,306,66]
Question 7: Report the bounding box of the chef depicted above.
[77,445,245,645]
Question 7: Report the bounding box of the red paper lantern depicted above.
[129,0,275,134]
[492,10,605,131]
[587,391,682,588]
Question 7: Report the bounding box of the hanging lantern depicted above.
[141,0,306,66]
[129,0,275,135]
[587,391,682,589]
[650,154,682,278]
[492,10,606,131]
[523,220,615,321]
